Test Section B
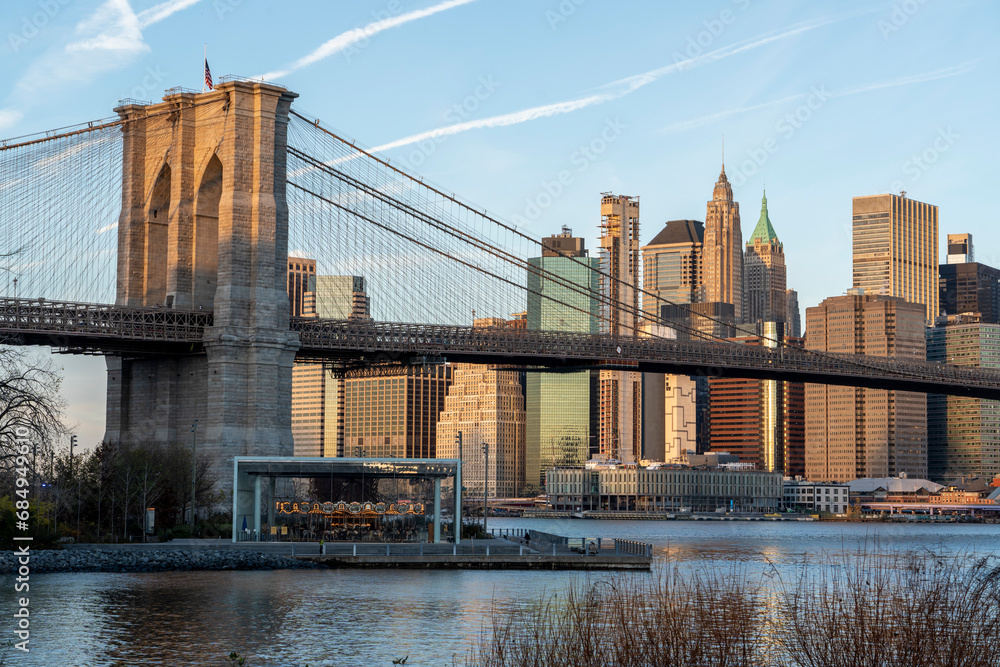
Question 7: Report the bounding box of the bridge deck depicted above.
[2,298,1000,399]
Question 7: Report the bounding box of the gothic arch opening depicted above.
[193,155,222,309]
[145,163,171,306]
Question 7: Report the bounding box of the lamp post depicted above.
[190,420,198,533]
[70,434,79,540]
[456,431,462,541]
[481,442,488,537]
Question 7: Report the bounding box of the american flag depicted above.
[204,58,213,90]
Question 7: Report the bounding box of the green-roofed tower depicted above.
[748,190,782,247]
[743,190,788,327]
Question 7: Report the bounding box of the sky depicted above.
[1,0,997,450]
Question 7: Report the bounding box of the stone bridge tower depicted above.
[105,81,300,472]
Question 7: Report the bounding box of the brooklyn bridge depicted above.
[1,78,997,466]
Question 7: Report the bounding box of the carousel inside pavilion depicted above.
[232,457,463,543]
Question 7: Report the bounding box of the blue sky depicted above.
[2,0,997,449]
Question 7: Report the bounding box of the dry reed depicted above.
[470,549,1000,667]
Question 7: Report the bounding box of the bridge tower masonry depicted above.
[105,81,300,474]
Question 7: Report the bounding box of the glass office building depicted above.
[525,228,600,489]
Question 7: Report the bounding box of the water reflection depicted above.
[8,520,1000,666]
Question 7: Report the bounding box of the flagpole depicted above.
[203,44,207,93]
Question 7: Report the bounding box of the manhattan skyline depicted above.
[1,0,996,448]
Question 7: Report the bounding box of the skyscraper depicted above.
[939,237,1000,323]
[805,291,927,482]
[525,228,599,489]
[852,193,939,324]
[743,191,786,328]
[703,166,743,322]
[946,233,974,264]
[343,365,452,459]
[708,324,805,475]
[287,257,316,318]
[641,219,704,320]
[640,221,702,463]
[436,343,526,498]
[927,317,1000,482]
[785,289,801,338]
[598,194,642,463]
[288,260,372,457]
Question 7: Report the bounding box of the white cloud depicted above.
[0,109,24,132]
[259,0,477,80]
[65,0,148,55]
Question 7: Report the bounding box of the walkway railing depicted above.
[3,299,1000,399]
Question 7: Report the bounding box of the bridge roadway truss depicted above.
[3,298,1000,401]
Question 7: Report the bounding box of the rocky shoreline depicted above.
[1,548,323,574]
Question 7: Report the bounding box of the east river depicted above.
[5,519,1000,666]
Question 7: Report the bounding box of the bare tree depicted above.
[0,347,66,480]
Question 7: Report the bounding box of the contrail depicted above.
[659,61,978,134]
[260,0,477,80]
[368,17,837,154]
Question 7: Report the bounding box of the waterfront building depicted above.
[343,365,452,459]
[927,317,1000,482]
[852,193,939,324]
[703,165,743,322]
[546,465,782,512]
[782,479,849,514]
[708,324,805,475]
[743,191,787,329]
[436,320,526,498]
[525,228,600,490]
[641,219,704,320]
[598,194,642,463]
[805,291,927,482]
[785,289,801,338]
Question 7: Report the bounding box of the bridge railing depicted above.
[291,318,1000,388]
[0,298,211,342]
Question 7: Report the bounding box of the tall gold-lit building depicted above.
[703,166,743,321]
[598,194,642,463]
[805,291,927,482]
[343,366,452,459]
[852,193,939,324]
[743,191,786,327]
[708,324,805,475]
[436,331,526,497]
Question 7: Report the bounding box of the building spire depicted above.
[748,188,779,246]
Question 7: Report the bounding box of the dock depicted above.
[292,530,653,570]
